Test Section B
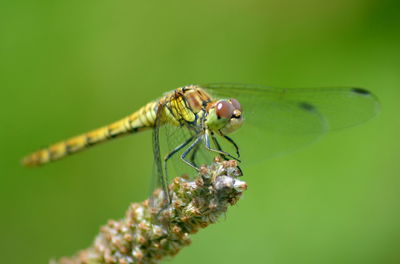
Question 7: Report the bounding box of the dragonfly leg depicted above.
[211,135,229,161]
[219,133,240,158]
[212,134,243,176]
[189,141,201,168]
[181,136,203,171]
[163,136,195,201]
[205,130,241,162]
[164,136,194,163]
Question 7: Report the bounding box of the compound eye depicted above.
[216,100,234,119]
[230,98,241,110]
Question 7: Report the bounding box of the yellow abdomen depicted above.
[22,101,158,167]
[22,86,212,167]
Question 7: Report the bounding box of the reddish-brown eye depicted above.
[216,100,234,118]
[230,98,241,110]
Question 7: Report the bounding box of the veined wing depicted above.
[151,94,215,204]
[201,83,380,160]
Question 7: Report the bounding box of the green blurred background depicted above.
[1,0,399,263]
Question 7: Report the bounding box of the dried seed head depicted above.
[53,158,246,264]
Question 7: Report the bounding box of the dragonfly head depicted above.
[206,98,243,134]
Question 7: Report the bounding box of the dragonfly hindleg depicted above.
[163,136,195,163]
[181,136,203,171]
[163,135,195,199]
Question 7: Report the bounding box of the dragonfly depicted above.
[22,84,379,200]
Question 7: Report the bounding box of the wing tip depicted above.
[298,102,316,112]
[351,87,371,95]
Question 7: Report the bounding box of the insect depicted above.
[22,84,379,199]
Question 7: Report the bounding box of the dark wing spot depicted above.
[298,102,316,112]
[352,88,370,95]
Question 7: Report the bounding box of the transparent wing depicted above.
[202,83,380,160]
[151,103,169,204]
[151,101,217,205]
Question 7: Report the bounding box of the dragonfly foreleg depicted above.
[211,135,229,161]
[211,133,243,176]
[219,132,240,158]
[204,130,241,162]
